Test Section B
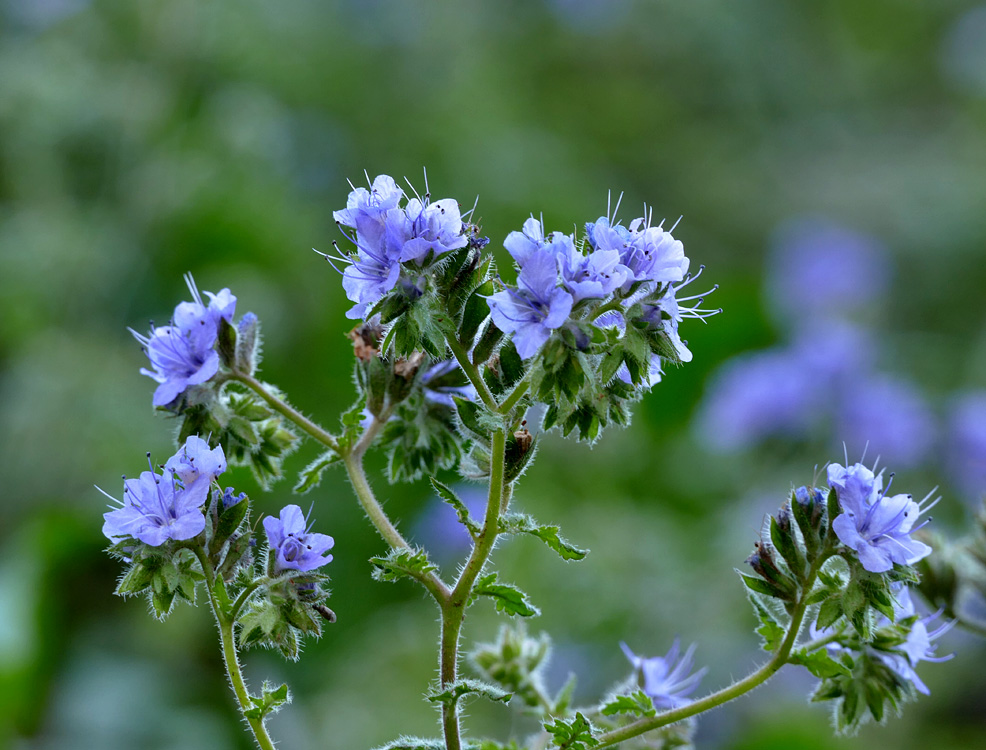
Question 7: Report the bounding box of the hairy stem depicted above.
[447,336,498,411]
[440,427,508,750]
[498,376,530,415]
[195,548,277,750]
[594,554,830,748]
[232,373,340,453]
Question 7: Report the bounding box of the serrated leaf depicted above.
[748,595,786,652]
[427,679,511,707]
[499,513,587,561]
[600,690,656,718]
[431,478,480,537]
[370,547,438,584]
[294,450,341,494]
[243,681,292,720]
[470,572,540,617]
[816,596,844,630]
[544,712,598,750]
[789,648,851,679]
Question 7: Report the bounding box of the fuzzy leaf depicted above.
[427,679,512,707]
[543,712,598,750]
[499,513,587,561]
[431,478,480,537]
[294,450,341,494]
[470,573,540,617]
[243,681,291,720]
[370,547,438,584]
[600,690,656,718]
[789,648,851,679]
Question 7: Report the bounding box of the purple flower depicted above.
[767,218,890,323]
[589,215,689,290]
[837,376,936,470]
[131,275,237,407]
[503,217,549,267]
[828,462,934,573]
[164,435,227,490]
[946,391,986,502]
[556,233,628,303]
[488,250,574,359]
[421,360,477,407]
[332,174,467,319]
[100,447,222,546]
[218,486,247,509]
[263,504,334,573]
[620,640,706,710]
[881,609,955,696]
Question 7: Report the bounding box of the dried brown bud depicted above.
[394,351,426,380]
[347,321,384,361]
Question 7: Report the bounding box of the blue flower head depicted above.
[131,274,237,407]
[331,173,467,319]
[100,440,227,546]
[487,249,574,359]
[827,462,935,573]
[263,504,334,574]
[881,603,955,696]
[621,640,706,710]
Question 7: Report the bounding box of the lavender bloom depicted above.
[556,233,628,303]
[101,459,216,547]
[332,174,404,227]
[420,360,477,407]
[333,174,466,318]
[828,462,934,573]
[837,376,936,469]
[132,275,237,407]
[488,251,574,359]
[589,215,689,290]
[946,391,986,502]
[503,217,548,267]
[620,640,706,710]
[767,218,890,323]
[400,197,468,264]
[263,504,334,573]
[164,435,227,489]
[218,486,247,509]
[881,609,955,695]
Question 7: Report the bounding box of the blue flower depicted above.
[828,462,934,573]
[164,435,227,489]
[332,174,467,319]
[620,640,706,710]
[503,216,549,267]
[100,442,227,546]
[131,275,237,407]
[881,607,955,696]
[420,359,477,407]
[263,504,334,573]
[487,250,574,359]
[556,233,628,303]
[589,215,690,289]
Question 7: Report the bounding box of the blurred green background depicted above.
[2,1,986,748]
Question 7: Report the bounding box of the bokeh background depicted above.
[2,1,986,748]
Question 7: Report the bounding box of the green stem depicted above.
[594,555,829,749]
[194,548,277,750]
[343,450,450,604]
[447,336,498,411]
[498,376,530,415]
[232,373,340,453]
[589,299,624,322]
[439,427,508,750]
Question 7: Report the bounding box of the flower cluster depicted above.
[131,274,237,407]
[101,436,227,546]
[332,174,468,319]
[488,208,715,366]
[828,462,934,573]
[620,640,706,710]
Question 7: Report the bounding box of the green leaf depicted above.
[372,739,446,750]
[816,595,844,630]
[370,547,438,584]
[543,712,598,750]
[789,648,851,679]
[470,572,540,617]
[459,280,496,348]
[294,449,341,494]
[115,559,155,596]
[243,681,292,720]
[498,513,588,561]
[748,595,786,652]
[739,572,790,600]
[427,679,512,707]
[431,478,480,537]
[600,690,656,718]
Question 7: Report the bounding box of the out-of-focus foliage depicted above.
[1,1,985,749]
